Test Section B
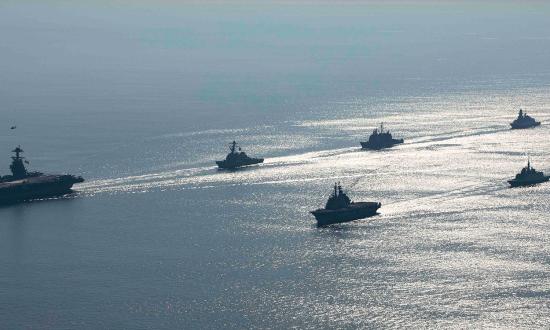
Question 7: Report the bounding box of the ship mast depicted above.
[10,145,28,179]
[12,146,24,161]
[229,141,238,154]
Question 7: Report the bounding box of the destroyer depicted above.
[510,109,540,129]
[0,146,84,205]
[508,159,549,187]
[360,123,404,150]
[216,141,264,169]
[310,183,381,226]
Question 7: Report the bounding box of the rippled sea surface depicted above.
[2,2,550,329]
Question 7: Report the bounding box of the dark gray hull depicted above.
[216,158,264,169]
[508,176,549,187]
[311,202,381,226]
[0,175,84,205]
[510,121,541,129]
[360,139,404,150]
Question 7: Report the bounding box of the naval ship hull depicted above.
[360,139,404,150]
[311,202,381,226]
[0,175,84,205]
[510,121,541,129]
[508,176,549,188]
[216,158,264,169]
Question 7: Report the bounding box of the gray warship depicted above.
[510,109,540,129]
[310,183,381,226]
[508,159,549,187]
[360,123,404,150]
[216,141,264,169]
[0,146,84,205]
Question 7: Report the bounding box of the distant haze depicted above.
[2,2,550,329]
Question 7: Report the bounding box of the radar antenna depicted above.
[12,145,24,160]
[229,141,238,153]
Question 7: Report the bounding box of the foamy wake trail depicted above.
[77,166,217,194]
[74,123,535,204]
[75,147,359,195]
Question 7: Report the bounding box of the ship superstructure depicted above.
[510,109,540,129]
[310,183,381,226]
[216,141,264,169]
[360,123,404,150]
[0,146,84,204]
[508,159,549,187]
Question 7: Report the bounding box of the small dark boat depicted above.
[510,109,540,129]
[508,159,549,187]
[216,141,264,169]
[360,123,404,150]
[311,183,381,226]
[0,146,84,205]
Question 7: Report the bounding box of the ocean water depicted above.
[1,1,550,329]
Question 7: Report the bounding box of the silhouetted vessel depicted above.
[0,146,84,205]
[508,159,549,187]
[360,123,404,150]
[310,183,381,226]
[216,141,264,169]
[510,109,540,129]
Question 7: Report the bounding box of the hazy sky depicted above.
[1,1,549,123]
